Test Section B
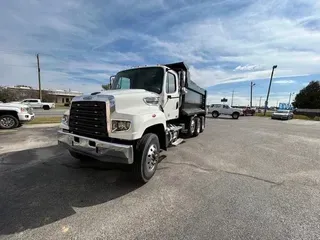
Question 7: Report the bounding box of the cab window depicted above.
[166,73,176,93]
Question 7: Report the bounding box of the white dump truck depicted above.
[58,62,207,182]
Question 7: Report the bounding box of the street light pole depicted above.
[250,82,255,108]
[231,90,234,107]
[264,65,277,116]
[288,92,295,105]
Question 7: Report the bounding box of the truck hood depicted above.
[73,89,160,114]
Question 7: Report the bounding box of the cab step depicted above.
[171,138,184,146]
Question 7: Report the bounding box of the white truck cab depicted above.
[208,104,242,119]
[58,62,207,183]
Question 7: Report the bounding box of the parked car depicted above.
[208,104,242,119]
[243,107,256,116]
[271,109,294,120]
[0,103,35,129]
[10,99,55,110]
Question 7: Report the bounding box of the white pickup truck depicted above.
[0,103,35,129]
[11,99,55,110]
[208,104,242,119]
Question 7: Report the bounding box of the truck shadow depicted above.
[0,145,142,235]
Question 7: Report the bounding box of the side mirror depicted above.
[179,71,186,87]
[109,75,115,86]
[181,87,187,95]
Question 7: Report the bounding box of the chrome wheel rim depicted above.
[146,144,158,172]
[197,119,200,133]
[0,117,15,128]
[190,119,195,133]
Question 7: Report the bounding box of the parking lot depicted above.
[1,117,320,240]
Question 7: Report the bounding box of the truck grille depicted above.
[69,101,107,139]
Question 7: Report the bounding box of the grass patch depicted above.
[26,116,61,124]
[55,103,69,109]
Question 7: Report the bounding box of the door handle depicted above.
[176,102,178,109]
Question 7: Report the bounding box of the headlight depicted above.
[20,107,27,112]
[61,114,69,125]
[112,120,131,132]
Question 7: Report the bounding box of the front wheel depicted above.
[232,112,239,119]
[0,115,19,129]
[43,105,50,110]
[132,133,160,183]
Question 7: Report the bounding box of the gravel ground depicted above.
[1,117,320,240]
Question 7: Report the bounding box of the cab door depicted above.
[163,70,179,120]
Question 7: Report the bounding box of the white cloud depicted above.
[274,80,296,84]
[234,65,262,71]
[0,0,320,93]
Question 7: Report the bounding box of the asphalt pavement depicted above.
[33,108,67,117]
[1,117,320,240]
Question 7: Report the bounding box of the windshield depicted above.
[111,67,164,94]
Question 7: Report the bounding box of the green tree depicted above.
[102,84,111,90]
[292,81,320,109]
[0,87,18,102]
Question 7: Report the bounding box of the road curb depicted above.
[22,123,60,128]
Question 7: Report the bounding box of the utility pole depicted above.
[36,54,42,100]
[231,90,234,107]
[259,96,262,109]
[250,81,255,108]
[264,65,277,115]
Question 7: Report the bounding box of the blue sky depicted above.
[0,0,320,106]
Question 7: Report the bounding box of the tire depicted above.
[193,117,201,137]
[212,111,219,118]
[43,105,50,110]
[69,150,89,161]
[0,115,19,129]
[232,112,239,119]
[200,116,205,133]
[187,117,196,137]
[132,133,160,183]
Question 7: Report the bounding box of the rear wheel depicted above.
[193,117,201,137]
[0,115,19,129]
[212,111,219,118]
[186,117,196,137]
[232,112,239,119]
[43,105,50,110]
[132,133,160,183]
[200,116,205,133]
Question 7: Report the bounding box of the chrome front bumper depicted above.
[58,130,134,164]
